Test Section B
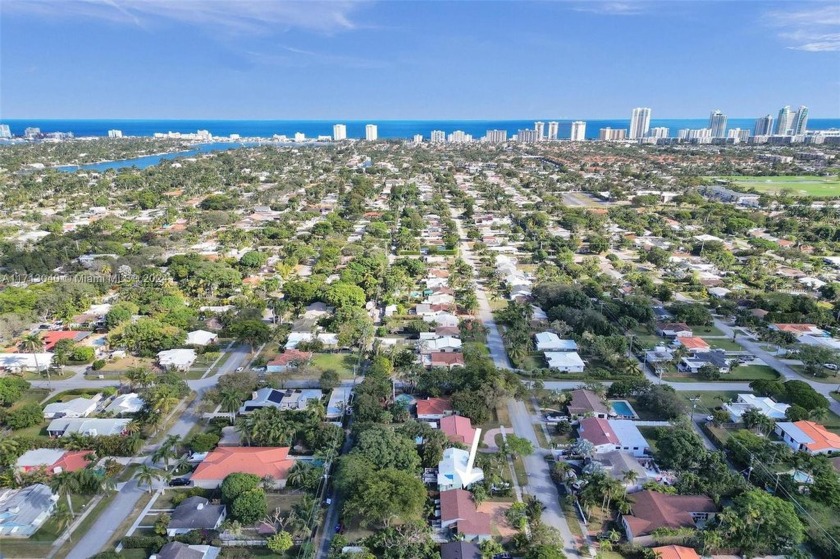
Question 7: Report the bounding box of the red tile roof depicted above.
[440,489,491,536]
[267,349,313,367]
[792,421,840,453]
[430,353,465,367]
[652,546,701,559]
[191,447,294,482]
[623,491,716,537]
[41,331,88,351]
[578,417,618,446]
[676,337,710,351]
[440,415,477,445]
[416,397,453,417]
[773,323,820,334]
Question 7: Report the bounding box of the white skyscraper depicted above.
[649,127,670,139]
[754,114,774,136]
[776,106,794,135]
[294,132,306,142]
[599,128,626,141]
[629,107,651,139]
[448,130,469,143]
[413,134,424,144]
[518,129,539,143]
[484,130,507,143]
[107,129,123,138]
[365,124,378,141]
[0,125,10,139]
[570,121,586,141]
[792,105,809,135]
[709,110,727,138]
[547,121,559,140]
[430,130,446,143]
[534,121,545,141]
[332,124,347,141]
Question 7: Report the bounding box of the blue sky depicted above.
[1,0,838,119]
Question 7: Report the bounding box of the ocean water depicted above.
[4,118,840,141]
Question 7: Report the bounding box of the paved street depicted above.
[456,213,581,558]
[64,345,251,559]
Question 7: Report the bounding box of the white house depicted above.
[422,311,459,327]
[104,393,144,416]
[723,394,789,422]
[157,349,197,371]
[0,484,58,538]
[43,394,102,419]
[186,330,218,346]
[535,332,578,352]
[419,336,462,354]
[326,386,353,422]
[545,351,585,373]
[578,418,649,457]
[47,418,130,438]
[438,429,484,491]
[774,421,840,455]
[0,353,54,373]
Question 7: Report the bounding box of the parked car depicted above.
[235,366,244,372]
[824,363,838,371]
[169,478,192,487]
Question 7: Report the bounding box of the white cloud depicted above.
[1,0,370,34]
[765,4,840,52]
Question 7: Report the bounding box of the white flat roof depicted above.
[607,420,649,450]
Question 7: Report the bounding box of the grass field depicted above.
[717,175,840,197]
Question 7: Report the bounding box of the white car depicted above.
[824,363,839,371]
[235,366,244,372]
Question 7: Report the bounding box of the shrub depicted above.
[91,359,106,371]
[187,432,220,453]
[5,403,43,430]
[121,535,167,551]
[230,488,267,524]
[220,472,261,504]
[71,346,96,363]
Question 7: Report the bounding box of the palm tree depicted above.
[152,436,181,470]
[21,334,46,387]
[53,501,75,541]
[219,388,241,423]
[809,407,829,423]
[0,438,20,468]
[49,472,79,517]
[622,469,640,494]
[135,464,164,493]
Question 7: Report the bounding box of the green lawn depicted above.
[716,175,840,197]
[790,364,840,383]
[664,364,778,383]
[310,352,358,379]
[679,390,740,414]
[707,339,744,352]
[693,324,727,337]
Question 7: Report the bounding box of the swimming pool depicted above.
[610,400,638,418]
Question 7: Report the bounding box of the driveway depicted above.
[64,345,252,559]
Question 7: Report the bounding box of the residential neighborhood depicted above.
[0,133,839,559]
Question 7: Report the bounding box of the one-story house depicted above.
[589,451,651,492]
[655,323,692,338]
[775,421,840,455]
[620,491,716,544]
[284,332,338,350]
[41,331,91,351]
[166,497,226,536]
[104,393,144,416]
[16,449,92,475]
[239,388,322,413]
[566,389,609,419]
[651,545,701,559]
[674,337,710,352]
[724,393,789,422]
[440,415,478,446]
[43,394,102,419]
[578,418,650,457]
[46,418,130,438]
[326,386,354,422]
[417,397,454,421]
[429,352,465,369]
[535,332,577,352]
[157,348,197,371]
[678,350,730,374]
[185,330,218,347]
[545,351,585,373]
[438,446,484,491]
[439,489,492,542]
[190,447,295,488]
[419,336,462,354]
[0,484,57,537]
[0,353,54,373]
[154,542,222,559]
[440,541,482,559]
[265,349,313,373]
